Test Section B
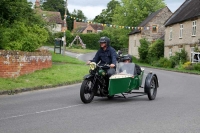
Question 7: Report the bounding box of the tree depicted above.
[0,0,49,51]
[113,0,166,26]
[71,9,87,21]
[42,0,65,19]
[99,27,129,50]
[94,0,120,24]
[0,0,37,26]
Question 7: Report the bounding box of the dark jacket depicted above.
[91,46,117,66]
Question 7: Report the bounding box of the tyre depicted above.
[145,75,158,100]
[80,79,94,104]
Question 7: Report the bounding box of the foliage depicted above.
[94,0,120,24]
[70,28,129,50]
[182,61,194,70]
[152,57,173,68]
[78,33,100,50]
[71,9,87,20]
[0,0,34,26]
[138,38,150,62]
[53,30,73,46]
[99,27,129,50]
[131,56,139,63]
[112,0,166,26]
[194,45,200,52]
[0,0,49,51]
[193,63,200,71]
[0,21,48,52]
[42,0,65,19]
[147,39,164,64]
[170,48,188,67]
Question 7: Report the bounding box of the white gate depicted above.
[191,52,200,63]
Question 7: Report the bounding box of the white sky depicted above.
[28,0,185,20]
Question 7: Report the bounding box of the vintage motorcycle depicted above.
[80,61,159,104]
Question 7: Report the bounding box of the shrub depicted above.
[131,56,139,63]
[79,33,100,50]
[147,39,164,64]
[170,48,188,67]
[0,21,48,52]
[152,57,173,68]
[183,61,194,70]
[193,63,200,71]
[138,38,150,62]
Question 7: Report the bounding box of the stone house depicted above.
[35,0,63,33]
[128,6,172,58]
[73,20,103,34]
[164,0,200,62]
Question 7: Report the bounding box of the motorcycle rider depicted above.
[119,54,142,75]
[87,36,117,77]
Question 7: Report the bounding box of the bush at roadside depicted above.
[182,62,194,70]
[193,63,200,71]
[152,57,173,68]
[147,39,164,64]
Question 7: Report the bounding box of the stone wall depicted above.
[129,7,172,57]
[0,50,52,78]
[142,7,172,41]
[164,18,200,59]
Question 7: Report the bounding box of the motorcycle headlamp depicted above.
[89,62,96,70]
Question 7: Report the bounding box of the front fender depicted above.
[83,74,94,80]
[144,72,159,93]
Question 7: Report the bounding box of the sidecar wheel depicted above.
[145,75,158,100]
[80,79,94,104]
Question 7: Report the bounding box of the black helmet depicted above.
[122,54,132,62]
[98,36,110,46]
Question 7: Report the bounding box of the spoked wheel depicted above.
[80,79,94,104]
[145,75,158,100]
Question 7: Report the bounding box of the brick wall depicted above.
[0,50,52,78]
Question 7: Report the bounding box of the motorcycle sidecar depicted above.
[108,63,159,100]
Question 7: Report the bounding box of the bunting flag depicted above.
[66,15,156,31]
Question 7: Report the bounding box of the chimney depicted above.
[35,0,40,9]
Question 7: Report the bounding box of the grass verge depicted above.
[45,46,97,54]
[0,52,89,93]
[66,47,97,54]
[137,63,200,75]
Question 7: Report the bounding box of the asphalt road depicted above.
[0,52,200,133]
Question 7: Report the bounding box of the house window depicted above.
[169,48,172,57]
[169,27,172,40]
[192,21,197,36]
[179,48,183,52]
[179,24,183,38]
[87,30,92,33]
[152,25,157,33]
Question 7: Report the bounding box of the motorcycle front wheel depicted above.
[80,79,94,104]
